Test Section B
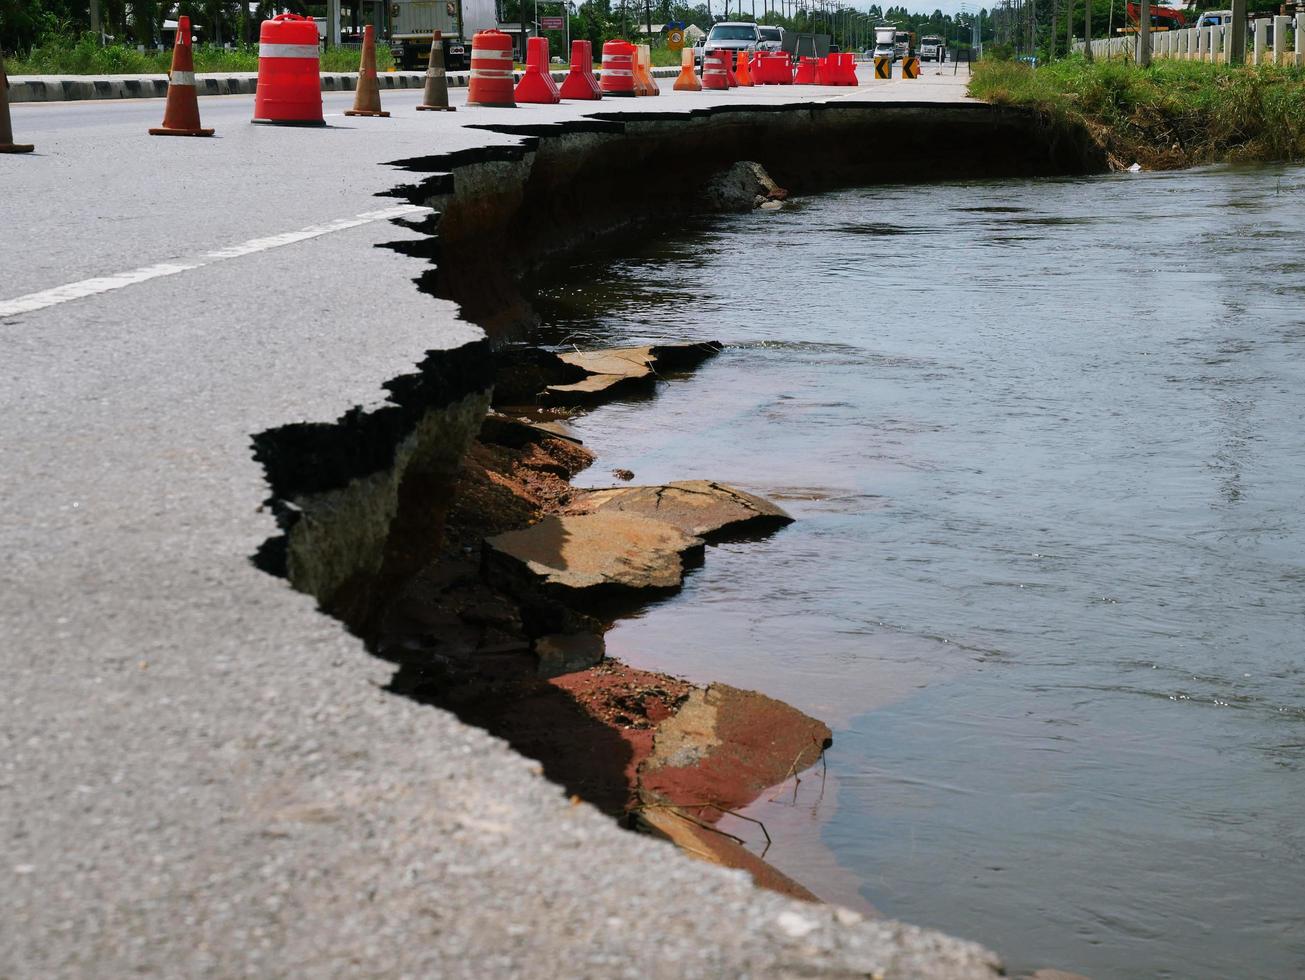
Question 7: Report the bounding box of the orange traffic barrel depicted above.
[701,49,729,90]
[467,29,516,107]
[672,46,701,91]
[559,40,602,100]
[252,14,324,125]
[599,40,636,97]
[149,16,214,136]
[515,36,559,103]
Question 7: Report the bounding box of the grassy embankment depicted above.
[969,56,1305,168]
[7,33,392,74]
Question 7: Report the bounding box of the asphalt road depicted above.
[0,73,996,978]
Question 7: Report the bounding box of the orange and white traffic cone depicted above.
[148,17,214,137]
[345,25,390,117]
[416,30,455,110]
[1,57,34,153]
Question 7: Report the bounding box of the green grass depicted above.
[969,56,1305,166]
[8,33,392,74]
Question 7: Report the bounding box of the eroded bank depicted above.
[249,99,1104,899]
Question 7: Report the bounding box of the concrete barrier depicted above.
[8,66,680,103]
[1274,14,1291,64]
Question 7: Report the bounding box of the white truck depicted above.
[388,0,497,71]
[894,30,913,60]
[872,24,896,61]
[919,34,946,61]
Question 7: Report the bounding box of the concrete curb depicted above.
[8,66,682,103]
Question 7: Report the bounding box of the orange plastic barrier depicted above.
[734,50,754,86]
[754,53,793,84]
[794,56,819,84]
[673,46,701,91]
[467,29,516,107]
[252,14,324,125]
[515,36,560,103]
[559,40,602,99]
[636,44,659,95]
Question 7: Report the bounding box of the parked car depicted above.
[702,21,761,64]
[757,25,784,53]
[1193,8,1233,29]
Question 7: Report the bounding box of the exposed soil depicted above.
[371,350,831,902]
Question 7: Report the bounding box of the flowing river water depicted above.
[526,165,1305,979]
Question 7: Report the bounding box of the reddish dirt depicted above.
[638,684,832,820]
[443,660,693,816]
[385,399,833,902]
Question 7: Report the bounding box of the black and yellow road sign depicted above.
[874,55,891,79]
[902,55,920,78]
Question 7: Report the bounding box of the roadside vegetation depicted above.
[6,31,390,73]
[970,55,1305,168]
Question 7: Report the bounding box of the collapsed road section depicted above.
[2,86,1104,977]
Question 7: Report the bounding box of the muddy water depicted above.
[527,165,1305,979]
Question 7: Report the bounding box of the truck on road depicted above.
[919,34,946,61]
[894,30,914,61]
[872,23,896,61]
[388,0,497,71]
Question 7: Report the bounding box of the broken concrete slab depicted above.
[638,683,832,816]
[570,481,793,540]
[535,631,606,678]
[557,347,657,378]
[542,372,653,406]
[484,512,703,595]
[634,806,822,903]
[648,340,724,370]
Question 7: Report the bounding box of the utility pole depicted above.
[1228,0,1246,63]
[1137,0,1150,64]
[1084,0,1093,60]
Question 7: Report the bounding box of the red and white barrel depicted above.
[599,40,636,97]
[702,49,729,90]
[252,14,324,125]
[466,30,516,107]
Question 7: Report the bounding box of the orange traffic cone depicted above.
[416,30,455,110]
[735,50,754,86]
[1,57,34,153]
[148,17,214,137]
[673,46,701,92]
[345,25,390,117]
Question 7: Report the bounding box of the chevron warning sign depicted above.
[874,55,891,79]
[902,55,920,78]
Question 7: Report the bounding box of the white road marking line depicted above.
[0,204,431,320]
